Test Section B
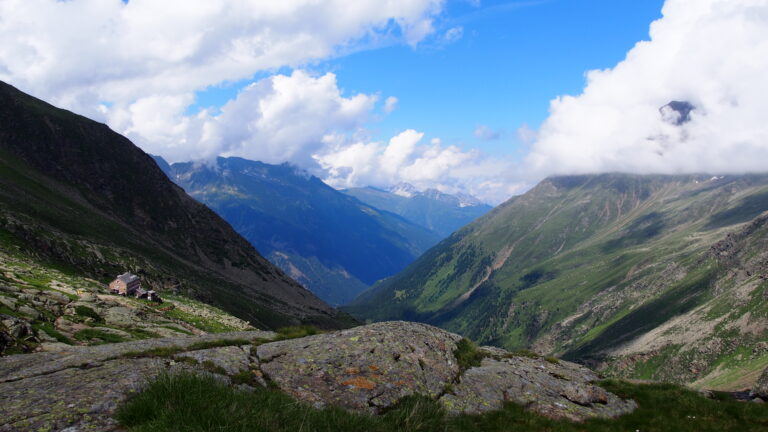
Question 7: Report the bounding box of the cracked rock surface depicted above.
[439,356,637,421]
[1,322,638,431]
[0,331,273,432]
[753,366,768,399]
[257,321,462,411]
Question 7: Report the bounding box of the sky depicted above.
[1,0,766,204]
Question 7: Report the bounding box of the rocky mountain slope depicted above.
[0,244,259,355]
[0,81,348,329]
[159,157,440,305]
[0,321,638,431]
[343,183,492,238]
[347,174,768,388]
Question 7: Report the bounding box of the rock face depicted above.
[256,322,635,420]
[0,331,273,431]
[256,321,462,411]
[440,356,635,421]
[0,322,636,431]
[753,367,768,399]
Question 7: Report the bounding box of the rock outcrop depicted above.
[256,321,462,411]
[0,322,636,431]
[753,366,768,399]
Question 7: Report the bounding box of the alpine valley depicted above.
[348,173,768,389]
[155,157,456,305]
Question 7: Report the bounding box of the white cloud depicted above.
[314,129,515,203]
[384,96,399,113]
[527,0,768,177]
[474,124,500,140]
[516,123,537,145]
[120,70,377,164]
[0,0,444,126]
[443,26,464,44]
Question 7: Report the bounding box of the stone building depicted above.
[109,272,161,302]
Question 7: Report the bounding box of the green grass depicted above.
[73,328,128,344]
[74,305,103,322]
[453,338,484,370]
[274,325,319,340]
[164,308,239,333]
[117,373,768,432]
[32,322,72,345]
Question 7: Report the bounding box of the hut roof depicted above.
[116,272,139,284]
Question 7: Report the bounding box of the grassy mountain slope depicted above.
[0,81,350,330]
[163,157,440,305]
[348,173,768,386]
[343,186,492,238]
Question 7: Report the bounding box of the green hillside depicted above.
[0,81,350,330]
[348,173,768,388]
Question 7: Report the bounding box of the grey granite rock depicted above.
[0,330,275,432]
[0,322,638,430]
[439,356,636,421]
[753,366,768,399]
[175,345,251,376]
[0,330,275,383]
[257,321,462,412]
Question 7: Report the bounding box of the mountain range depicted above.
[343,183,492,238]
[347,173,768,388]
[0,80,349,329]
[155,157,442,305]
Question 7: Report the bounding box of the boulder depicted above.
[439,356,636,421]
[753,366,768,399]
[257,321,462,412]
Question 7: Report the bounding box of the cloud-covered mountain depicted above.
[343,183,492,238]
[159,157,441,306]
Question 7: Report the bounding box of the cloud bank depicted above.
[527,0,768,177]
[1,0,767,205]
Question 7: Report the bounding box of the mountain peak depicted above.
[660,100,695,125]
[390,182,418,198]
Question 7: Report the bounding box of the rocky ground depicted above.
[0,249,254,356]
[0,321,640,431]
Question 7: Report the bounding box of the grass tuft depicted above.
[73,328,127,344]
[275,325,319,340]
[453,338,485,370]
[74,305,103,323]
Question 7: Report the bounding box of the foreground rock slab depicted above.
[0,322,637,431]
[0,331,273,432]
[257,321,462,411]
[440,356,637,421]
[256,322,636,421]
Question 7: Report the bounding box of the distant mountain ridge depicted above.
[343,183,492,238]
[0,80,348,329]
[159,157,441,305]
[347,173,768,389]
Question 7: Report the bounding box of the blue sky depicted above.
[193,0,664,159]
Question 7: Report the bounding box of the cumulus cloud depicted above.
[443,26,464,44]
[383,96,399,113]
[0,0,444,126]
[527,0,768,176]
[474,125,500,140]
[314,129,516,203]
[116,70,376,164]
